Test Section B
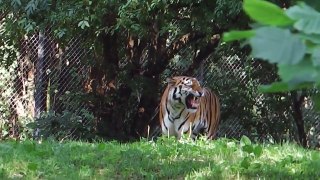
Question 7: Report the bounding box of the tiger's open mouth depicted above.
[186,94,200,109]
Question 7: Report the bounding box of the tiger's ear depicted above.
[166,77,177,85]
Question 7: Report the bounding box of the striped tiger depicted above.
[159,76,220,140]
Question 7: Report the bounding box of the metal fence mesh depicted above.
[151,49,251,138]
[1,28,319,146]
[151,46,320,144]
[0,29,89,138]
[202,54,249,138]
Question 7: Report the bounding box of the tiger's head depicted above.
[167,76,204,113]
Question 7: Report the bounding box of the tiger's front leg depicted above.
[174,121,196,140]
[161,120,178,138]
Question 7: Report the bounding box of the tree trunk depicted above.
[185,34,220,75]
[90,12,124,139]
[34,31,48,117]
[90,10,222,140]
[291,91,307,147]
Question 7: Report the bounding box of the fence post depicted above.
[34,31,46,118]
[197,58,205,85]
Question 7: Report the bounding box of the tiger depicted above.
[159,76,220,140]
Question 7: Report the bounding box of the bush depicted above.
[28,109,96,141]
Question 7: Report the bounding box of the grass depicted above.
[0,137,319,179]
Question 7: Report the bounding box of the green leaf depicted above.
[78,20,90,29]
[240,135,251,146]
[286,3,320,34]
[278,59,320,84]
[54,29,66,38]
[259,81,312,93]
[253,145,263,157]
[242,145,254,153]
[98,143,106,151]
[25,0,37,16]
[299,33,320,44]
[251,162,262,169]
[311,47,320,66]
[259,82,291,93]
[304,0,320,11]
[240,157,251,169]
[243,0,293,26]
[130,24,140,32]
[25,22,35,33]
[11,0,22,7]
[249,27,306,65]
[223,30,255,42]
[258,81,314,93]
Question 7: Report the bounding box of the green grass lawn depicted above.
[0,137,319,179]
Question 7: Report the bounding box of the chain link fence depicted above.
[151,47,250,139]
[0,28,91,139]
[1,28,320,146]
[151,46,320,146]
[202,52,319,145]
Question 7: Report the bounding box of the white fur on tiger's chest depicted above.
[162,109,202,139]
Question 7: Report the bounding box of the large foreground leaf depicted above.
[259,81,313,93]
[311,47,320,66]
[249,27,306,65]
[286,3,320,34]
[243,0,293,26]
[278,59,320,84]
[259,82,291,93]
[299,33,320,44]
[223,30,255,42]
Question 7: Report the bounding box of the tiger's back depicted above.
[159,76,220,139]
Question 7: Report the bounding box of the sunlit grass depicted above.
[0,137,319,179]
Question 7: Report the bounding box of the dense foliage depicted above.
[224,0,320,95]
[224,0,320,147]
[0,0,247,140]
[1,0,319,147]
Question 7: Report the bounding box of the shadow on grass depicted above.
[112,146,223,179]
[241,156,320,179]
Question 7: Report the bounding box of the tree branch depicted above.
[165,32,205,60]
[185,34,220,75]
[142,32,206,77]
[168,2,201,10]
